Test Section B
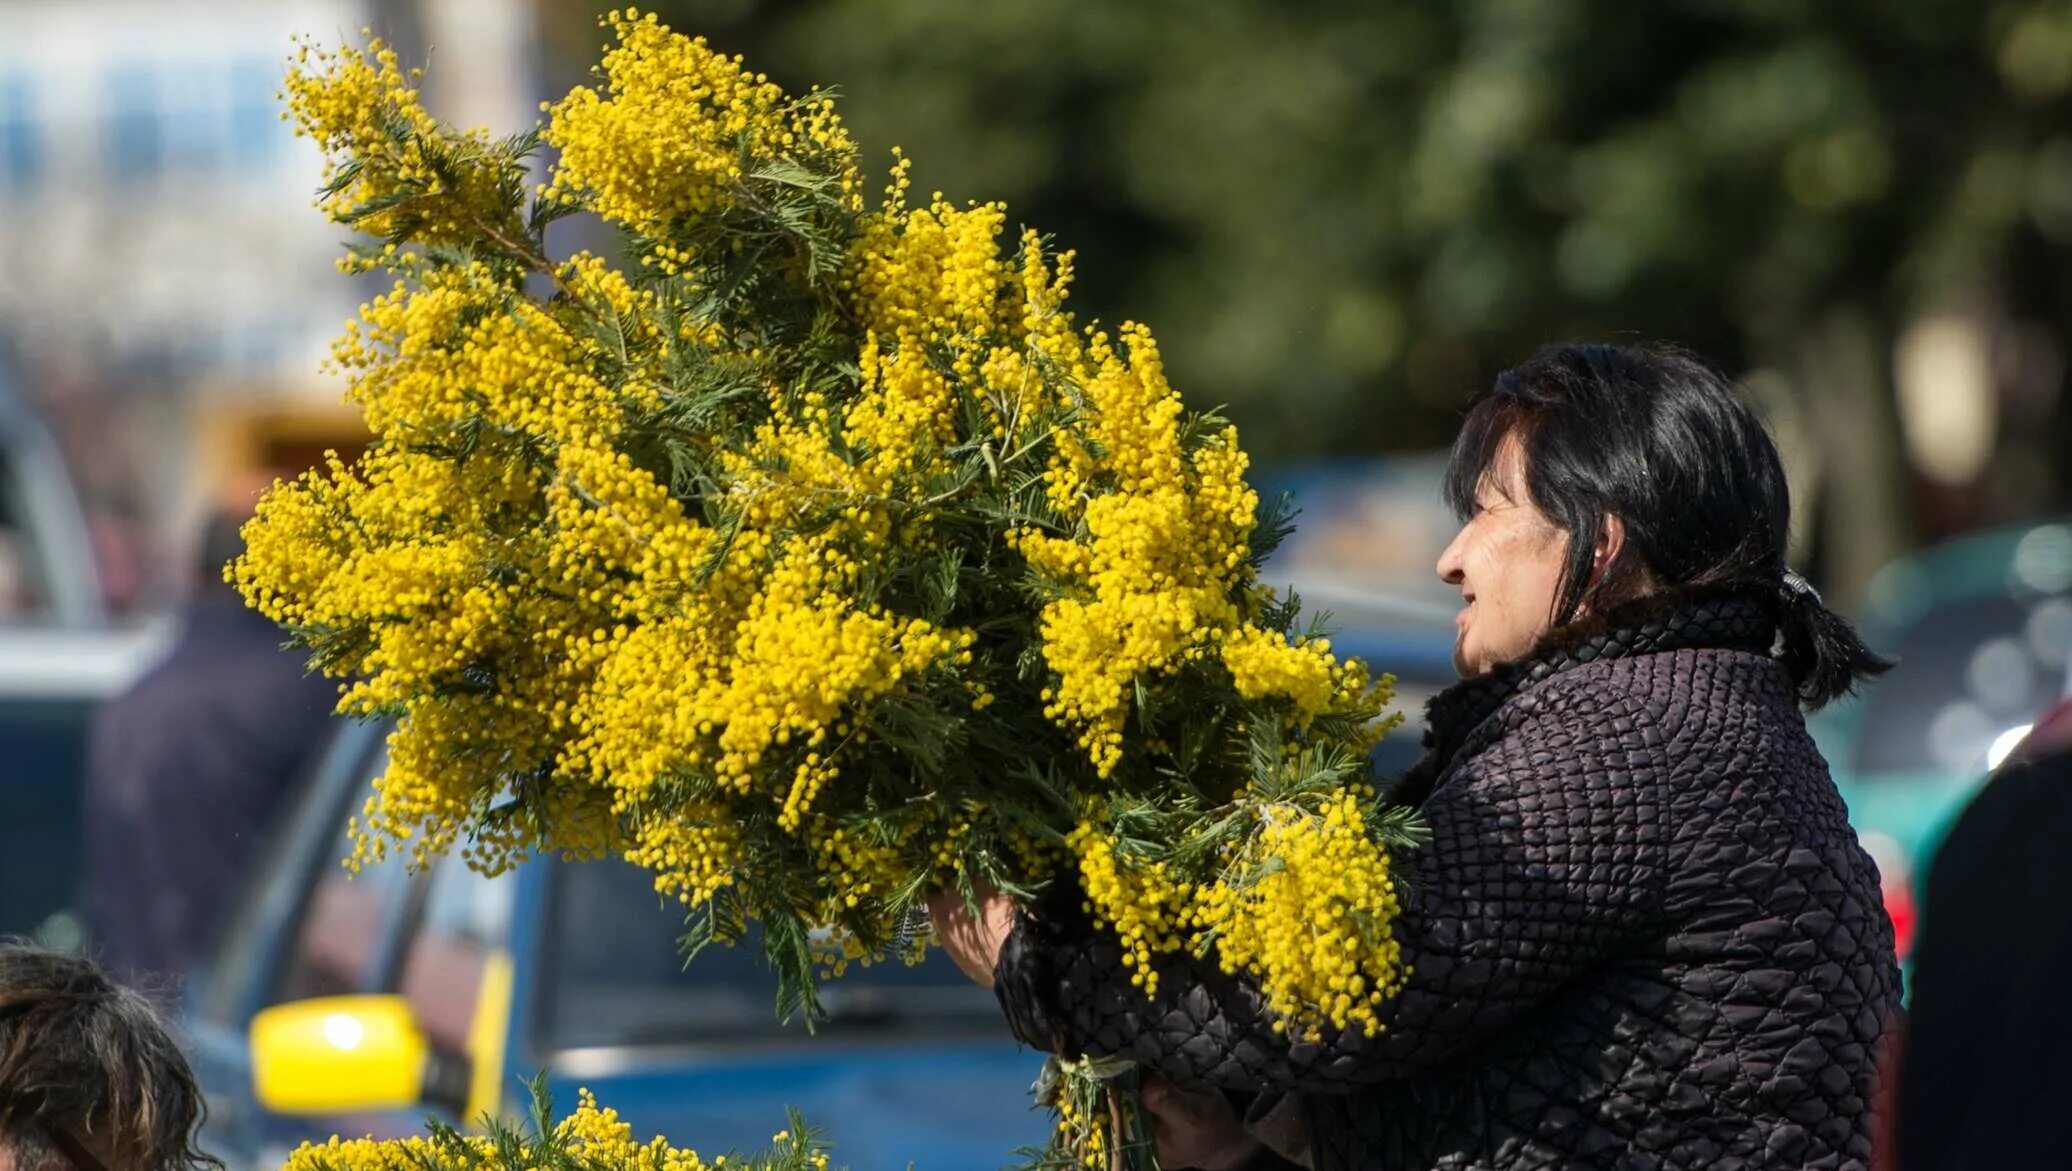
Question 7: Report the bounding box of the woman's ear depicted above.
[1589,514,1627,588]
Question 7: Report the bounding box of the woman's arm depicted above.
[995,678,1675,1093]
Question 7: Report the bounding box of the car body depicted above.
[173,454,1451,1167]
[0,619,170,940]
[1812,520,2072,959]
[185,718,1053,1171]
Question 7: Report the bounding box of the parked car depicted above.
[186,718,1053,1171]
[0,362,170,940]
[186,586,1451,1171]
[1812,520,2072,960]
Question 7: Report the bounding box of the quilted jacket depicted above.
[994,587,1902,1170]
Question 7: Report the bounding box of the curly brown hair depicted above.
[0,943,219,1171]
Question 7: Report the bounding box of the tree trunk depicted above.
[1791,304,1916,611]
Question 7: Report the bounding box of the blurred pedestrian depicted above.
[0,529,31,617]
[1891,694,2072,1171]
[81,507,335,992]
[0,941,217,1171]
[942,343,1902,1169]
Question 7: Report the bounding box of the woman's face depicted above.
[1435,434,1571,677]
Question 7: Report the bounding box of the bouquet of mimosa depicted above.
[239,13,1421,1166]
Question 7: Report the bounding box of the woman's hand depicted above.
[926,881,1018,989]
[1140,1077,1264,1170]
[928,882,1259,1160]
[927,886,1265,1168]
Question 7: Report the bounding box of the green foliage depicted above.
[538,0,2072,546]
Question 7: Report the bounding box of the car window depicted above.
[214,716,517,1055]
[535,857,998,1052]
[195,720,359,1025]
[264,732,419,1005]
[270,815,413,1005]
[1854,594,2072,775]
[397,852,515,1054]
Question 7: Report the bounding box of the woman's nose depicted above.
[1436,528,1468,586]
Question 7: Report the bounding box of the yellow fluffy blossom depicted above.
[543,9,858,236]
[283,1089,832,1171]
[1051,1084,1108,1169]
[809,818,916,913]
[1196,790,1410,1039]
[281,1132,496,1171]
[284,35,516,249]
[1068,823,1192,995]
[1220,627,1387,735]
[848,189,1013,341]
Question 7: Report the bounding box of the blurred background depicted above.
[1,0,2068,1166]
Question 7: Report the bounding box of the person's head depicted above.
[193,511,247,600]
[1435,342,1887,707]
[0,944,215,1171]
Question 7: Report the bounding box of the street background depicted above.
[1,1,2068,1166]
[6,0,2072,614]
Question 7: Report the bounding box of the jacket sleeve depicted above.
[994,677,1675,1093]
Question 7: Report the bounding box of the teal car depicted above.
[184,718,1050,1171]
[1812,521,2072,959]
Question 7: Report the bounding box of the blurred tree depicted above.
[534,0,2072,602]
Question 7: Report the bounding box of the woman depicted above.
[935,343,1903,1170]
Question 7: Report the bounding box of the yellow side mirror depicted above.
[250,996,430,1114]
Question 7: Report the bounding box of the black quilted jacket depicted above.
[995,588,1902,1170]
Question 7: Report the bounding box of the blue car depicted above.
[184,718,1050,1170]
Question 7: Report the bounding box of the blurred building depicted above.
[0,0,544,954]
[0,0,539,608]
[0,0,364,384]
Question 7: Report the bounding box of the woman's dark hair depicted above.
[1444,342,1889,709]
[0,942,219,1171]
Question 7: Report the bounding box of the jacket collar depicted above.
[1394,583,1778,804]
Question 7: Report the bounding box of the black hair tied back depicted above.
[1775,570,1892,709]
